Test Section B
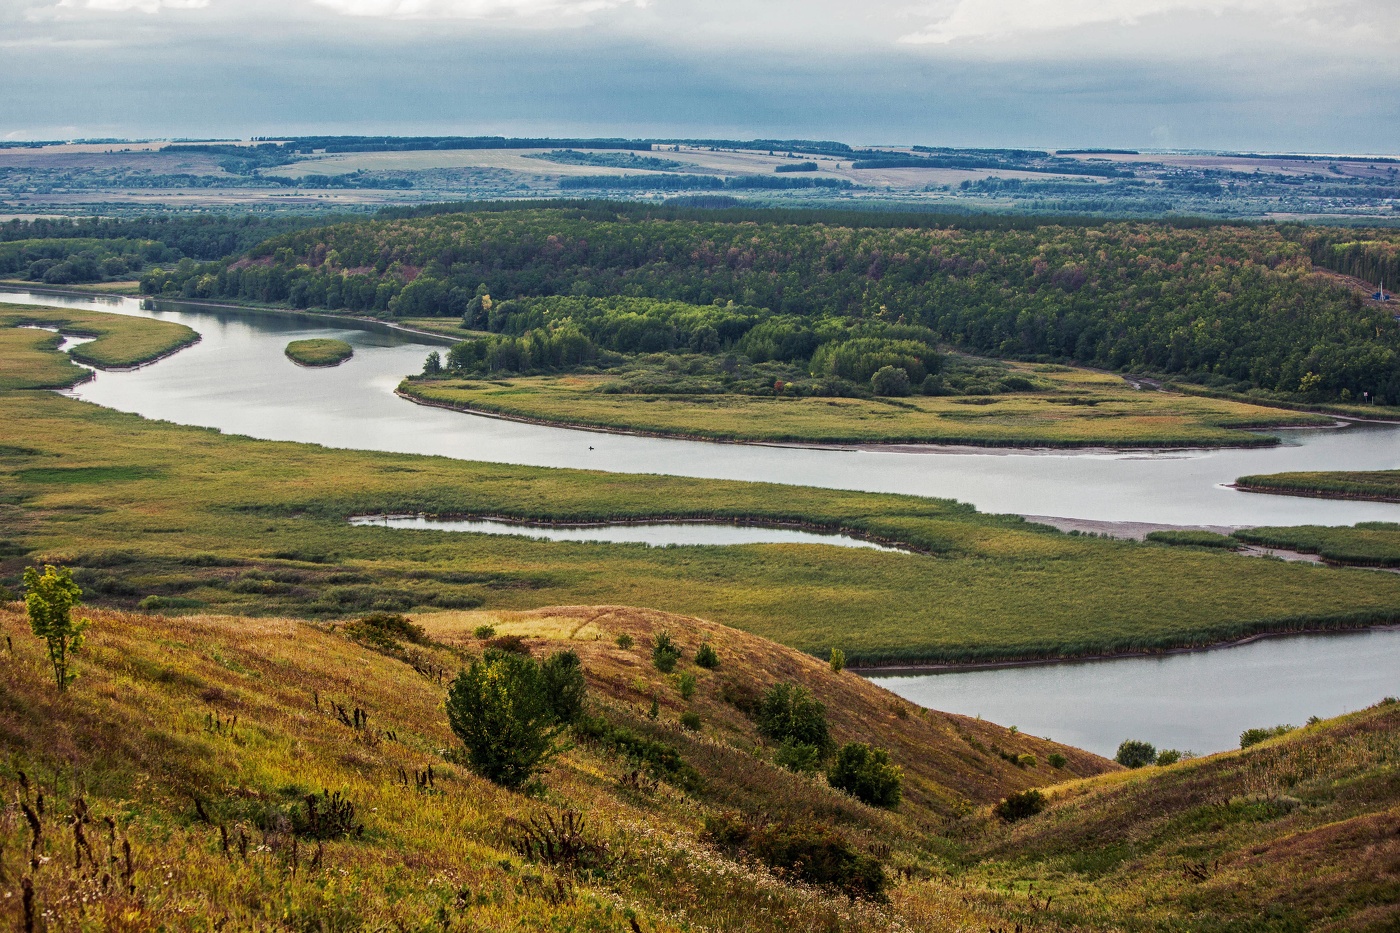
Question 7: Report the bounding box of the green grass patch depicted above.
[1237,469,1400,503]
[285,337,354,367]
[18,465,164,484]
[401,361,1327,449]
[0,302,197,387]
[1233,523,1400,567]
[1144,530,1241,549]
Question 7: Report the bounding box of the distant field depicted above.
[400,363,1329,448]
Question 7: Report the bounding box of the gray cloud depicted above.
[3,0,1397,152]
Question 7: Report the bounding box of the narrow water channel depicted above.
[349,514,904,550]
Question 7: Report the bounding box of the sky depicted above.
[4,0,1399,152]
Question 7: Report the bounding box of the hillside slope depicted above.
[963,700,1400,931]
[0,601,1107,933]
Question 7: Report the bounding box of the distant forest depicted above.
[118,205,1400,404]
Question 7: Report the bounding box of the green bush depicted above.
[445,648,562,789]
[680,710,702,731]
[574,714,701,790]
[676,672,696,700]
[1016,753,1037,769]
[652,630,682,673]
[473,624,496,639]
[870,365,912,397]
[1047,752,1067,769]
[1115,739,1157,768]
[828,648,845,673]
[703,814,887,899]
[345,612,428,652]
[826,743,902,808]
[756,682,833,757]
[1155,748,1182,766]
[774,738,823,773]
[615,633,634,649]
[541,649,587,724]
[694,641,719,669]
[994,789,1046,822]
[1240,724,1295,749]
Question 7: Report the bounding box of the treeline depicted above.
[437,294,944,391]
[559,175,853,191]
[1291,227,1400,287]
[0,214,337,261]
[523,150,687,171]
[0,237,172,284]
[138,208,1400,402]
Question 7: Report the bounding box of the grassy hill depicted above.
[0,601,1106,932]
[963,699,1400,931]
[4,600,1395,931]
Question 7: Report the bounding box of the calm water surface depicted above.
[8,288,1399,528]
[877,628,1400,756]
[349,514,904,550]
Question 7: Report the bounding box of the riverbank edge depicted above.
[857,621,1400,677]
[0,284,461,348]
[1231,481,1400,505]
[396,383,1299,452]
[5,308,203,377]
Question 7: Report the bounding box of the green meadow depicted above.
[0,303,198,388]
[400,363,1326,448]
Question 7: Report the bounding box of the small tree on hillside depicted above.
[24,565,90,692]
[827,743,902,808]
[1115,739,1157,769]
[541,649,587,724]
[446,649,562,789]
[756,683,833,760]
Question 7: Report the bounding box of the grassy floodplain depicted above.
[0,302,198,388]
[285,337,354,367]
[5,386,1400,663]
[400,363,1328,448]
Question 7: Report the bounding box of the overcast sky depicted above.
[4,0,1398,152]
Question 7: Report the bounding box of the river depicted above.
[7,287,1400,753]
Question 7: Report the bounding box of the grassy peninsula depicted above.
[0,303,198,388]
[1237,469,1400,503]
[286,337,354,366]
[401,362,1326,448]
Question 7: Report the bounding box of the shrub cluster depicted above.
[703,813,887,899]
[445,647,586,788]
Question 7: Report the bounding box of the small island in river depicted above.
[285,337,353,367]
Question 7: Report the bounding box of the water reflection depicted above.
[875,627,1400,756]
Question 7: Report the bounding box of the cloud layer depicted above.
[7,0,1399,151]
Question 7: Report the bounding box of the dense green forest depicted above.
[0,237,173,284]
[137,207,1400,403]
